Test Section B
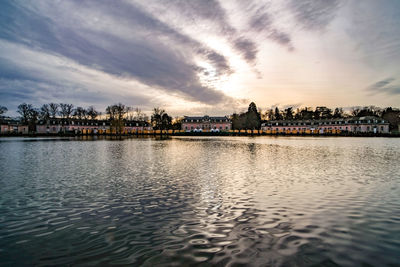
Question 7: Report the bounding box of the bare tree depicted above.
[129,107,147,121]
[59,103,74,119]
[49,103,59,118]
[351,107,361,117]
[0,105,7,116]
[151,107,171,132]
[73,107,86,120]
[87,106,99,120]
[17,103,38,132]
[17,103,33,124]
[40,104,51,121]
[106,103,129,135]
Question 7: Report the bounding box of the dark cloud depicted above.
[287,0,341,31]
[249,10,272,32]
[241,2,294,51]
[161,0,235,35]
[367,78,400,95]
[269,30,294,51]
[233,38,258,64]
[153,0,261,64]
[0,1,233,105]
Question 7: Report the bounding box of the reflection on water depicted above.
[0,136,399,266]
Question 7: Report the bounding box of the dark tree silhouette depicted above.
[59,103,74,119]
[49,103,59,118]
[0,105,7,116]
[40,104,51,121]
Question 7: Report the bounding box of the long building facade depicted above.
[182,116,232,132]
[261,116,389,134]
[36,119,151,134]
[0,118,29,134]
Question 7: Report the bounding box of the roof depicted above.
[262,116,388,126]
[183,115,230,122]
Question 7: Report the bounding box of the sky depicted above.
[1,0,400,116]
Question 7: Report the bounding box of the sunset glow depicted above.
[1,0,400,116]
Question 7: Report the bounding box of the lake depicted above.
[0,136,399,266]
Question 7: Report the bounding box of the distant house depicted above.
[0,118,28,134]
[181,115,231,132]
[261,116,390,133]
[36,119,151,134]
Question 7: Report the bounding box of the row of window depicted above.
[266,120,384,126]
[266,126,385,131]
[48,121,144,126]
[185,120,228,123]
[185,126,229,130]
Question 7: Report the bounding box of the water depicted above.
[0,136,399,266]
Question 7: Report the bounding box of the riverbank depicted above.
[1,131,399,138]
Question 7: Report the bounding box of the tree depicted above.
[295,107,313,120]
[314,106,332,120]
[284,107,294,120]
[131,107,147,121]
[73,107,86,120]
[87,106,99,120]
[356,106,382,117]
[266,109,274,120]
[381,107,400,131]
[172,117,183,130]
[161,113,172,130]
[333,108,344,118]
[151,108,165,130]
[106,103,129,135]
[49,103,59,118]
[17,103,33,124]
[17,103,38,132]
[246,102,261,129]
[351,107,361,117]
[274,107,283,120]
[151,108,172,132]
[39,104,51,121]
[59,103,74,119]
[0,105,7,116]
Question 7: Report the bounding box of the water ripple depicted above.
[0,136,399,266]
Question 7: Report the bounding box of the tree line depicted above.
[0,103,180,133]
[1,102,399,132]
[232,103,400,131]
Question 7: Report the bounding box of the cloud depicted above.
[367,78,400,95]
[140,0,263,64]
[233,38,258,64]
[239,2,294,51]
[287,0,341,31]
[0,1,234,106]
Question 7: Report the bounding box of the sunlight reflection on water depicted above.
[0,136,399,266]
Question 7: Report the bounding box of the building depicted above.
[36,119,151,134]
[0,118,29,134]
[261,116,390,133]
[182,115,231,132]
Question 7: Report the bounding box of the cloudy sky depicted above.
[1,0,400,116]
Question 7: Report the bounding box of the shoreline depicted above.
[1,132,399,138]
